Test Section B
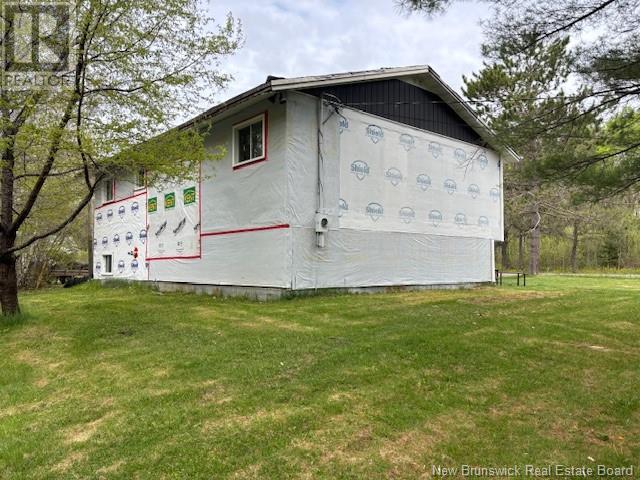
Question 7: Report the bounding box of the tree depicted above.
[0,1,242,314]
[398,0,640,195]
[462,35,595,274]
[555,108,640,198]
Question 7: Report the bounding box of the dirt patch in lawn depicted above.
[64,411,116,444]
[379,411,475,478]
[237,315,318,333]
[523,338,638,356]
[96,460,125,475]
[461,290,566,305]
[202,406,298,432]
[200,380,233,406]
[51,450,86,473]
[386,290,462,306]
[14,348,66,371]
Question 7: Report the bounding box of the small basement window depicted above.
[233,113,266,167]
[103,254,113,274]
[104,178,115,202]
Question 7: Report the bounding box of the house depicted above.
[92,66,516,298]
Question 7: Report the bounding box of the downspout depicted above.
[315,94,338,251]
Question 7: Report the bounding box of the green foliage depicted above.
[401,0,640,195]
[1,0,243,252]
[0,0,242,312]
[497,201,640,272]
[572,108,640,198]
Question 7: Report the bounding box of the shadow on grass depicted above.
[0,310,32,329]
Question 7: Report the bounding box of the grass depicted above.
[0,276,638,479]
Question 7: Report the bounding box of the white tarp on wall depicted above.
[147,100,290,286]
[94,93,501,290]
[336,107,503,240]
[286,93,498,289]
[93,193,147,279]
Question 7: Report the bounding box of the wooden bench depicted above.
[495,269,526,286]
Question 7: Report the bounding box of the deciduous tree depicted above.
[0,0,241,314]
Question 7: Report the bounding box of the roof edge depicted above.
[174,65,519,162]
[177,81,272,130]
[270,65,431,91]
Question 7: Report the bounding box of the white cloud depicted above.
[207,0,491,102]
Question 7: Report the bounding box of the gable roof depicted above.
[180,66,519,162]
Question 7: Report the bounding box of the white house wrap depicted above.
[335,107,502,240]
[92,66,514,296]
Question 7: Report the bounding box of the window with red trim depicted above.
[233,113,266,167]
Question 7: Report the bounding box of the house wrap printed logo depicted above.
[454,148,467,163]
[366,124,383,144]
[118,205,126,218]
[478,153,488,169]
[455,213,467,226]
[139,229,147,244]
[101,236,108,248]
[444,179,457,195]
[399,207,415,224]
[428,142,442,158]
[478,216,489,227]
[337,114,349,134]
[490,187,500,202]
[385,167,403,186]
[468,184,480,199]
[125,232,134,245]
[366,202,383,221]
[131,202,139,216]
[338,198,348,217]
[429,210,443,226]
[1,1,75,90]
[350,160,370,180]
[416,174,431,191]
[399,133,415,151]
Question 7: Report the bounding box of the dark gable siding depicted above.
[304,79,482,145]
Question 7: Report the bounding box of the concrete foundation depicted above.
[145,280,493,301]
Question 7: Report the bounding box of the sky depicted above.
[207,0,492,102]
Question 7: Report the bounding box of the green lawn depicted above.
[1,276,638,479]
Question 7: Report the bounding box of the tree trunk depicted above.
[570,220,579,273]
[88,202,94,278]
[0,120,20,315]
[0,252,20,315]
[501,229,511,270]
[529,209,541,275]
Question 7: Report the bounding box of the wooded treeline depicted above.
[498,198,640,273]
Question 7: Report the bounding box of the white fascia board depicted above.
[270,66,432,91]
